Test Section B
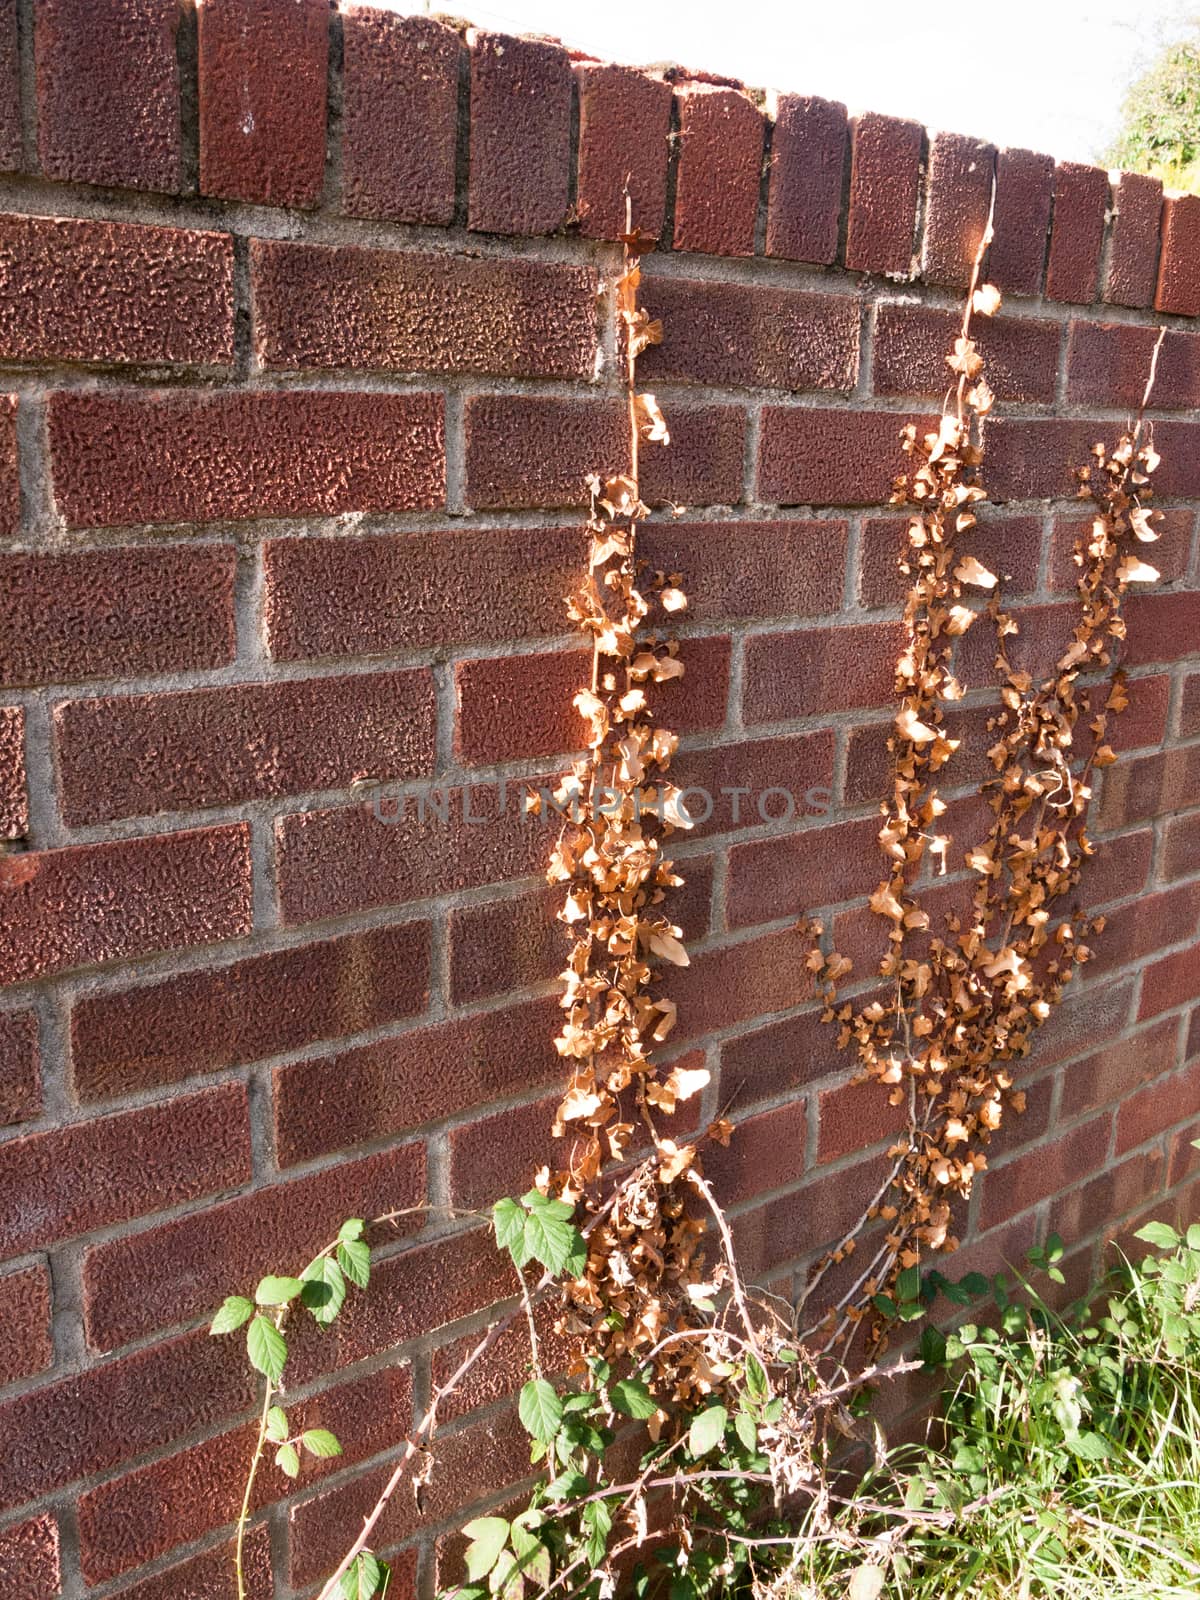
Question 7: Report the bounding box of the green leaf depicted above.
[896,1265,920,1303]
[1187,1223,1200,1251]
[610,1377,659,1419]
[734,1411,757,1452]
[583,1499,613,1566]
[301,1255,347,1326]
[777,1346,798,1364]
[255,1275,304,1307]
[462,1518,510,1583]
[275,1441,300,1478]
[340,1551,387,1600]
[493,1198,529,1266]
[1065,1430,1110,1461]
[919,1326,947,1371]
[337,1238,371,1290]
[872,1294,897,1318]
[688,1404,727,1457]
[210,1295,254,1335]
[518,1378,563,1443]
[247,1315,288,1384]
[301,1428,343,1459]
[522,1189,574,1221]
[523,1209,580,1276]
[744,1353,767,1400]
[339,1218,366,1243]
[266,1405,289,1443]
[1135,1221,1180,1250]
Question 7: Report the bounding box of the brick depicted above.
[0,824,252,986]
[1117,1057,1200,1155]
[726,815,882,930]
[35,0,181,191]
[818,1074,907,1163]
[1087,883,1200,979]
[981,1113,1112,1229]
[1162,810,1200,883]
[1067,320,1200,410]
[341,9,460,225]
[765,94,847,265]
[448,1092,561,1208]
[987,418,1113,502]
[267,523,578,663]
[106,1525,273,1600]
[873,304,1057,402]
[1097,747,1200,830]
[957,599,1078,689]
[71,921,431,1101]
[0,391,17,534]
[733,1153,891,1280]
[721,1008,841,1107]
[78,1361,412,1583]
[273,995,558,1166]
[465,394,627,510]
[845,113,922,276]
[860,512,1041,609]
[1156,193,1200,317]
[576,63,672,241]
[0,1007,39,1125]
[1060,1016,1178,1120]
[672,86,764,257]
[922,132,995,288]
[669,925,813,1042]
[199,0,328,207]
[0,213,233,369]
[988,148,1054,297]
[758,407,924,506]
[0,705,24,839]
[744,620,905,722]
[0,0,18,172]
[669,730,835,840]
[253,241,597,379]
[1045,163,1109,304]
[1139,420,1200,497]
[0,1082,250,1257]
[468,31,570,235]
[454,636,728,767]
[0,1327,252,1509]
[640,402,747,507]
[83,1144,425,1351]
[49,389,444,529]
[0,1515,59,1600]
[1026,976,1135,1071]
[55,669,437,826]
[1139,942,1200,1020]
[642,518,847,621]
[1185,673,1200,737]
[703,1099,807,1205]
[0,1263,52,1387]
[640,276,858,392]
[1049,1146,1165,1251]
[1106,172,1162,308]
[277,779,545,926]
[1123,591,1200,667]
[431,1300,572,1424]
[1052,512,1193,596]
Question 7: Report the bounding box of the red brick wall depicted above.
[2,3,1200,1595]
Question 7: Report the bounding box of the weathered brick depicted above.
[199,0,328,207]
[1124,592,1200,667]
[448,1092,562,1208]
[0,391,18,535]
[454,636,729,767]
[725,815,882,930]
[640,276,858,391]
[0,1007,39,1125]
[670,925,814,1041]
[733,1153,892,1280]
[987,418,1114,502]
[0,824,252,986]
[1045,163,1109,304]
[0,544,235,688]
[744,621,906,722]
[1097,746,1200,831]
[720,1008,842,1106]
[341,8,460,225]
[922,132,995,288]
[860,512,1042,609]
[845,113,922,276]
[758,407,925,506]
[1106,172,1162,308]
[1060,1016,1180,1121]
[1139,941,1200,1020]
[957,599,1078,689]
[1048,1146,1166,1253]
[55,669,437,825]
[0,704,25,838]
[1050,511,1193,597]
[1156,193,1200,316]
[672,86,764,257]
[277,779,546,926]
[83,1144,426,1351]
[48,389,444,528]
[0,1082,250,1257]
[1067,320,1200,410]
[0,0,19,173]
[0,1262,53,1387]
[0,213,233,368]
[1162,810,1200,883]
[704,1099,808,1205]
[468,31,570,236]
[465,394,627,510]
[980,1114,1112,1229]
[0,1327,252,1510]
[0,1514,59,1600]
[253,241,598,378]
[1117,1057,1200,1155]
[640,402,747,507]
[669,730,835,840]
[873,304,1057,402]
[1138,420,1200,497]
[78,1361,412,1583]
[818,1074,907,1163]
[274,994,559,1166]
[35,0,182,192]
[71,921,431,1101]
[641,519,847,621]
[431,1299,572,1424]
[1087,883,1200,979]
[988,147,1054,296]
[576,63,672,241]
[106,1524,273,1600]
[765,94,847,265]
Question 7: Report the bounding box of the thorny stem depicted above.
[235,1357,278,1600]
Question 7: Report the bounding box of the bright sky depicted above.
[389,0,1199,165]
